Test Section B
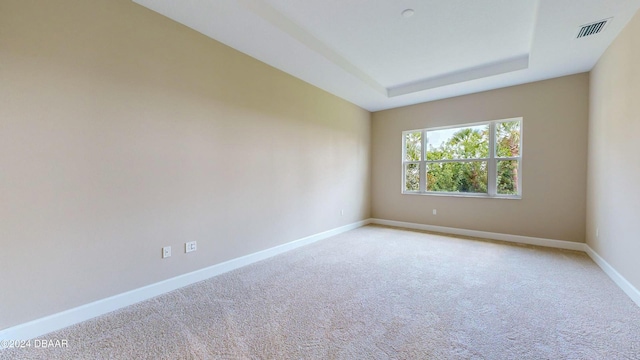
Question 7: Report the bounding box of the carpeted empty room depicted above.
[2,226,639,359]
[4,0,640,359]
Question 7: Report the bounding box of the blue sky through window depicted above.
[426,125,487,150]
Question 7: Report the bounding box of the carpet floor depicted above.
[2,225,640,359]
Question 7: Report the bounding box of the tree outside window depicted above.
[402,118,522,198]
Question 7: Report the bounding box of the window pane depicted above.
[404,163,420,191]
[497,160,519,195]
[404,132,421,161]
[427,124,489,160]
[427,161,487,193]
[496,121,521,157]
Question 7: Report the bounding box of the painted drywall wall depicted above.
[587,10,640,292]
[0,0,370,330]
[371,74,589,243]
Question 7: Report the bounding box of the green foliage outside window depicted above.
[404,132,421,161]
[404,163,420,191]
[403,120,521,195]
[427,126,489,193]
[495,121,520,195]
[404,132,421,191]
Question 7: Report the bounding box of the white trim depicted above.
[4,218,639,343]
[401,118,523,198]
[584,245,640,307]
[387,55,530,97]
[370,218,640,308]
[370,218,586,251]
[0,219,371,342]
[403,191,521,200]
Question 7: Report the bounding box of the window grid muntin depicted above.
[402,118,522,198]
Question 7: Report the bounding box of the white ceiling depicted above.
[132,0,640,111]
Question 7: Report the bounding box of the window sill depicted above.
[402,192,521,200]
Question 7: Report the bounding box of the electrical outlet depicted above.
[162,246,171,259]
[596,227,599,238]
[433,209,437,215]
[341,209,345,216]
[185,241,197,253]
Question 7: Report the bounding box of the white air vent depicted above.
[576,18,611,39]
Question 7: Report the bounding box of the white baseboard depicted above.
[370,218,640,308]
[4,218,638,342]
[584,245,640,307]
[0,219,370,342]
[369,218,586,251]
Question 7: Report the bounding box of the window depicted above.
[402,118,522,198]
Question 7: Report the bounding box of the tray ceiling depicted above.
[132,0,640,111]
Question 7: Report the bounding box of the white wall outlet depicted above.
[596,227,599,238]
[341,209,345,216]
[433,209,437,215]
[185,241,197,253]
[162,246,171,258]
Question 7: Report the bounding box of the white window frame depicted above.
[402,117,522,199]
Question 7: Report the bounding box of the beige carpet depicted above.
[2,225,640,359]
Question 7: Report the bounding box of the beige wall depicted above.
[371,74,589,243]
[587,11,640,291]
[0,0,370,330]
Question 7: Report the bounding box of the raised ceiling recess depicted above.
[132,0,640,111]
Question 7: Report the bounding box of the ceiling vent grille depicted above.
[577,18,611,39]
